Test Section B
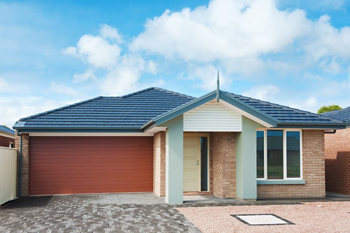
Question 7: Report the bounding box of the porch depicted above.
[153,113,263,204]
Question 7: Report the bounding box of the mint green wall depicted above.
[162,115,184,204]
[236,116,265,199]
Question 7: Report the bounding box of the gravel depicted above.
[178,201,350,233]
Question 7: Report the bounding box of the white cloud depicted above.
[0,96,70,127]
[63,26,122,69]
[0,78,12,93]
[131,0,310,63]
[129,0,350,80]
[100,24,123,42]
[304,15,350,61]
[315,0,345,10]
[243,85,280,101]
[187,65,230,91]
[319,57,341,74]
[64,24,160,95]
[62,0,350,96]
[62,46,78,56]
[76,34,121,69]
[99,55,159,95]
[50,81,79,97]
[100,56,143,95]
[73,69,97,83]
[145,60,158,75]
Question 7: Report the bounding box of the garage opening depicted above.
[29,136,153,195]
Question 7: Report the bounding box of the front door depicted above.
[183,136,200,192]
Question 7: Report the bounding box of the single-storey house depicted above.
[13,87,347,204]
[0,125,15,148]
[321,107,350,195]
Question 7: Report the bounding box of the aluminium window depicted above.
[256,129,302,180]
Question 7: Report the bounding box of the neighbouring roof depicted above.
[0,125,15,135]
[320,106,350,123]
[13,87,346,132]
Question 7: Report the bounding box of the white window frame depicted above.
[256,129,303,181]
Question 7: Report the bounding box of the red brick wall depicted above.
[325,128,350,195]
[258,130,325,198]
[0,135,14,147]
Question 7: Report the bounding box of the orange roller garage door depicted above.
[29,136,153,195]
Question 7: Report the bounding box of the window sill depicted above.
[257,180,306,185]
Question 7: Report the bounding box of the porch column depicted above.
[163,115,184,204]
[236,116,263,200]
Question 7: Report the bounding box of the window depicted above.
[286,131,301,178]
[267,130,283,179]
[9,142,14,148]
[256,131,264,178]
[256,130,302,180]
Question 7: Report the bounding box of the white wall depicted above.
[184,100,242,132]
[0,147,17,205]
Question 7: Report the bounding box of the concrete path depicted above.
[0,193,200,233]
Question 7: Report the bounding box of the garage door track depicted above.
[0,193,200,232]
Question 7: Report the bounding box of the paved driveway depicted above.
[0,193,200,233]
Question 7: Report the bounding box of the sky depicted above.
[1,0,350,127]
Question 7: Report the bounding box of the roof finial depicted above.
[216,70,220,102]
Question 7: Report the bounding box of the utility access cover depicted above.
[231,214,294,226]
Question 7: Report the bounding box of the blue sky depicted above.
[1,0,350,127]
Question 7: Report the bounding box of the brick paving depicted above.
[0,195,200,233]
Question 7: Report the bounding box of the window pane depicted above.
[287,131,301,178]
[256,131,264,178]
[267,130,283,179]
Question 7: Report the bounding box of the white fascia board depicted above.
[219,99,274,128]
[144,126,167,133]
[29,132,155,137]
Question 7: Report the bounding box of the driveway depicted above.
[0,193,200,232]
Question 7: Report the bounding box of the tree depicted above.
[317,105,342,114]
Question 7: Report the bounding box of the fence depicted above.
[0,147,17,205]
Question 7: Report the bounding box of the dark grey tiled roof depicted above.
[225,92,342,125]
[14,87,344,130]
[0,125,15,135]
[15,87,194,129]
[320,106,350,122]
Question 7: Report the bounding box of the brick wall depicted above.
[325,128,350,195]
[15,132,30,196]
[153,131,166,197]
[257,130,325,198]
[211,132,236,198]
[0,135,14,147]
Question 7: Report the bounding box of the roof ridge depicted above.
[225,91,344,123]
[152,87,195,99]
[121,87,155,98]
[19,96,103,122]
[121,87,195,99]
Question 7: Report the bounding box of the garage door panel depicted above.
[29,136,153,195]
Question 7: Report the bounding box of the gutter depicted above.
[324,130,336,134]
